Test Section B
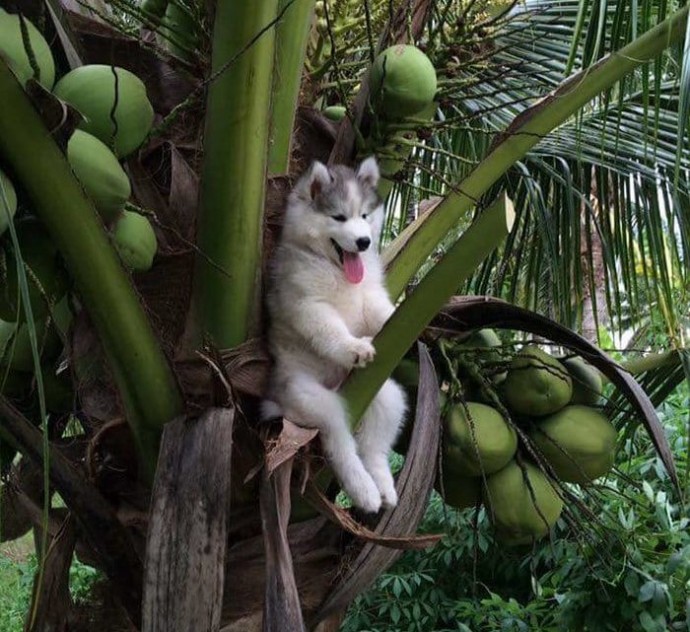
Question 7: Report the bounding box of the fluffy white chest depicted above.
[326,278,369,336]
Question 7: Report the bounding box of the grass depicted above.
[0,535,34,632]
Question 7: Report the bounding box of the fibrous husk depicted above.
[369,45,437,119]
[442,401,517,476]
[0,8,55,89]
[503,345,572,416]
[0,219,70,323]
[66,129,131,222]
[562,356,603,406]
[484,460,563,546]
[435,471,482,510]
[530,405,617,484]
[54,64,154,157]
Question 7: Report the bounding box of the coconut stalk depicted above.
[383,4,690,300]
[268,0,315,175]
[0,62,182,480]
[342,194,515,426]
[193,2,278,348]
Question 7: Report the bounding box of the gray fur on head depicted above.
[292,158,382,216]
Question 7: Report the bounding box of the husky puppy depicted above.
[263,157,407,513]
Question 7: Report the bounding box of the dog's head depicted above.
[284,157,383,283]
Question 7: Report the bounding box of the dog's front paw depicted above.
[350,336,376,368]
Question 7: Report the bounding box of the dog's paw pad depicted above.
[351,337,376,368]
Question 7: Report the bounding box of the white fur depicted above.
[263,158,407,513]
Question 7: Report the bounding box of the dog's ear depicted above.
[306,161,332,199]
[356,156,380,189]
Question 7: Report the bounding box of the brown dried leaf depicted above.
[265,420,319,477]
[304,483,441,550]
[168,145,199,244]
[260,459,306,631]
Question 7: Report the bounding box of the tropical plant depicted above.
[342,378,690,632]
[0,0,687,630]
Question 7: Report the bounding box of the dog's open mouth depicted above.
[330,239,364,284]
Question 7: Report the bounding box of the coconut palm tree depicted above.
[0,0,687,630]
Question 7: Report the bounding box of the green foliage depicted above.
[0,553,33,631]
[0,547,102,632]
[343,384,690,632]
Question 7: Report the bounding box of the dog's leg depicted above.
[281,373,382,513]
[356,378,407,509]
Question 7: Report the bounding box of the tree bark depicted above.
[142,409,234,632]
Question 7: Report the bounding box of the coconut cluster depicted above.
[0,10,162,438]
[398,329,616,547]
[0,9,159,275]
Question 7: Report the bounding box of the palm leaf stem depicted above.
[192,1,278,348]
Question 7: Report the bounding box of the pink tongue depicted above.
[342,251,364,284]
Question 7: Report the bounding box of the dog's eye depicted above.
[361,213,368,219]
[332,215,347,222]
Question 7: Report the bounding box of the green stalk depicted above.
[268,0,315,175]
[193,2,278,348]
[384,5,690,299]
[342,194,515,426]
[0,62,182,480]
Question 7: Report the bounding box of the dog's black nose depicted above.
[356,237,371,252]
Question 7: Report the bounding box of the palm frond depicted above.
[377,0,689,344]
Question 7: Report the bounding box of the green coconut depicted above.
[484,460,563,545]
[562,356,603,405]
[456,328,507,384]
[530,405,617,484]
[465,328,502,348]
[322,105,347,121]
[0,220,70,322]
[0,9,55,89]
[443,402,517,477]
[67,130,131,222]
[0,296,71,371]
[436,471,482,510]
[370,45,437,119]
[54,65,154,158]
[159,2,198,61]
[0,168,17,236]
[113,211,157,272]
[503,345,572,416]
